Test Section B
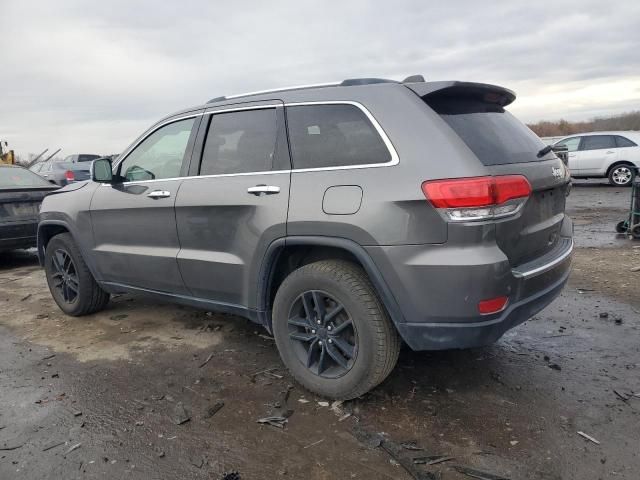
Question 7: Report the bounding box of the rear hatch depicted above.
[410,82,570,266]
[0,167,59,226]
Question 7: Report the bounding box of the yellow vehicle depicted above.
[0,141,15,165]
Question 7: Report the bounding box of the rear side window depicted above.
[78,154,100,162]
[426,97,546,165]
[615,135,637,148]
[286,104,391,169]
[580,135,615,151]
[200,109,277,175]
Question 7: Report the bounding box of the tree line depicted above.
[527,111,640,137]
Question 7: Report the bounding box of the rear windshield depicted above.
[0,167,52,189]
[426,97,547,165]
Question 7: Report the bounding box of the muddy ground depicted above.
[1,180,639,480]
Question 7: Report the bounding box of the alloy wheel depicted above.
[50,249,79,304]
[612,166,632,185]
[287,290,357,378]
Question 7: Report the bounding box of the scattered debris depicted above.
[171,402,191,425]
[599,312,609,318]
[205,401,225,418]
[317,401,330,407]
[413,455,454,466]
[250,367,283,381]
[42,354,56,361]
[615,318,623,325]
[73,410,82,417]
[157,451,165,458]
[454,465,510,480]
[256,416,288,429]
[303,438,324,449]
[135,421,144,426]
[220,471,241,480]
[576,288,595,294]
[20,293,31,301]
[338,413,352,422]
[548,363,562,371]
[630,265,640,272]
[109,314,128,321]
[199,352,215,368]
[151,394,165,401]
[380,440,438,480]
[401,441,424,451]
[42,440,65,452]
[298,398,310,404]
[0,443,25,451]
[577,431,600,445]
[614,390,630,402]
[65,443,82,455]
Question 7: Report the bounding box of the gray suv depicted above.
[38,76,573,399]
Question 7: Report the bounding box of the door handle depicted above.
[247,185,280,196]
[606,150,615,154]
[147,190,171,199]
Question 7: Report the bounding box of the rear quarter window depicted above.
[286,104,391,169]
[425,97,547,165]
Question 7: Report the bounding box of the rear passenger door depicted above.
[175,102,290,309]
[578,135,618,175]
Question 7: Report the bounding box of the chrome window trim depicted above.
[106,100,398,187]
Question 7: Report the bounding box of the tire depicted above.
[44,233,109,316]
[272,260,400,400]
[608,164,634,186]
[615,220,628,234]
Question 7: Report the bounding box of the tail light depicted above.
[422,175,531,221]
[65,170,75,182]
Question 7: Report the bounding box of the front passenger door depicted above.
[578,135,618,175]
[90,114,201,294]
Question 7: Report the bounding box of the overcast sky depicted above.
[2,0,640,158]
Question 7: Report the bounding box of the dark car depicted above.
[38,76,573,399]
[30,154,101,186]
[0,165,58,251]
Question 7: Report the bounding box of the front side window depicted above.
[615,135,637,148]
[286,104,391,169]
[118,118,195,182]
[199,109,277,176]
[556,137,581,152]
[580,135,615,151]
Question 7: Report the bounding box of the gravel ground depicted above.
[0,180,638,480]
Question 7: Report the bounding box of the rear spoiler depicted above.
[405,81,516,107]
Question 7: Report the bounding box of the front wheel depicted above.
[608,165,634,186]
[272,260,400,400]
[44,233,110,316]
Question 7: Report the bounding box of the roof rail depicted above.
[207,82,340,104]
[206,75,426,103]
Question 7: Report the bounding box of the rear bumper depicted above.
[0,221,38,251]
[365,217,573,350]
[395,262,569,350]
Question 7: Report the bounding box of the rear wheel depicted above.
[272,260,400,400]
[608,164,634,186]
[44,233,109,316]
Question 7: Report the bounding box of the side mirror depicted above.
[91,158,114,183]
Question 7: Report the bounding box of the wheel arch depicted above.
[256,236,406,333]
[606,160,635,177]
[37,220,101,281]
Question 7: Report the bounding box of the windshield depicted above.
[0,166,53,189]
[426,97,549,165]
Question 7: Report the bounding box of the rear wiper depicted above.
[537,145,554,158]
